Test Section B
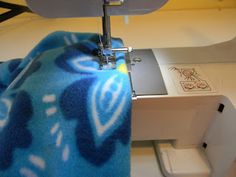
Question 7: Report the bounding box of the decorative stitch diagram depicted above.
[169,67,211,92]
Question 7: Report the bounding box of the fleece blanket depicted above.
[0,31,132,177]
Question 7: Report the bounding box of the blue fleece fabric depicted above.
[0,31,132,177]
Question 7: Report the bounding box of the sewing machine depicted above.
[2,0,236,177]
[26,0,168,97]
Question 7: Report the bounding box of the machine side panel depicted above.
[132,95,221,148]
[203,96,236,177]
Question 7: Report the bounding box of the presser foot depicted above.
[98,46,133,70]
[98,52,116,70]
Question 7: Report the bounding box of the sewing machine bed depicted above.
[129,49,167,96]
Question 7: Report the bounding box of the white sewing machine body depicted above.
[131,40,236,177]
[1,0,236,177]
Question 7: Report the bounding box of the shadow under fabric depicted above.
[0,31,132,177]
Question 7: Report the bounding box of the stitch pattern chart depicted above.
[168,65,216,94]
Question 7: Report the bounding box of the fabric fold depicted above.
[0,31,132,177]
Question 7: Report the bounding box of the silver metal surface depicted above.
[105,0,124,6]
[129,49,167,96]
[112,47,133,52]
[25,0,168,18]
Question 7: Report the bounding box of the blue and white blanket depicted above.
[0,31,132,177]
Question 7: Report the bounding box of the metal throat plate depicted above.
[128,49,167,96]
